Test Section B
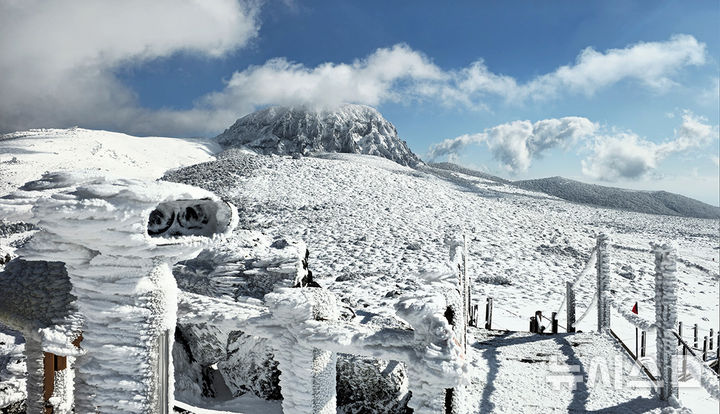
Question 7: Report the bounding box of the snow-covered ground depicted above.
[1,128,718,412]
[0,128,218,198]
[166,150,719,412]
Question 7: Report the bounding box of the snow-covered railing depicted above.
[608,296,656,331]
[673,331,720,400]
[555,247,596,317]
[242,286,468,414]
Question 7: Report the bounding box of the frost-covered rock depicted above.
[218,331,280,400]
[336,355,411,414]
[216,104,422,167]
[174,232,308,300]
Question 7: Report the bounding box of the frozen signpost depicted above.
[1,172,237,413]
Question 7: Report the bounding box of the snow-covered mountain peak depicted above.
[216,104,422,167]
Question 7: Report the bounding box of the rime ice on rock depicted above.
[1,172,237,413]
[216,104,422,167]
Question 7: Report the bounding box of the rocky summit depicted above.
[215,104,422,167]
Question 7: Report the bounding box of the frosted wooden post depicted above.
[566,281,576,333]
[596,233,610,332]
[710,328,714,349]
[485,298,493,330]
[261,288,339,414]
[694,324,699,348]
[652,242,679,401]
[678,322,683,345]
[640,331,647,357]
[536,311,544,333]
[24,338,45,414]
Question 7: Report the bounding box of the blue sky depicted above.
[1,0,718,204]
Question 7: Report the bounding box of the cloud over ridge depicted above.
[428,117,597,173]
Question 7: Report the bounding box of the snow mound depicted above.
[0,127,219,198]
[215,105,422,167]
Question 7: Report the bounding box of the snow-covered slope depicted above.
[0,128,219,197]
[164,150,719,411]
[515,176,720,219]
[215,105,422,167]
[164,151,719,332]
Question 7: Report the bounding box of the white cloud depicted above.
[435,34,707,105]
[582,111,717,181]
[428,117,596,173]
[0,3,709,139]
[523,35,706,98]
[200,44,445,113]
[0,0,260,136]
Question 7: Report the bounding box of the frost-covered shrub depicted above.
[336,355,412,414]
[478,274,512,286]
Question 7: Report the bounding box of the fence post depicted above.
[640,331,646,357]
[596,233,610,332]
[652,242,679,401]
[682,346,687,378]
[678,322,683,345]
[551,312,558,334]
[530,317,537,333]
[702,336,708,361]
[635,328,639,360]
[566,281,576,333]
[485,298,493,330]
[710,328,714,350]
[536,311,544,333]
[694,324,698,349]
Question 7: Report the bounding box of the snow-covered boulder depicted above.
[216,104,422,167]
[173,232,309,300]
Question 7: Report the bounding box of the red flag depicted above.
[631,302,638,314]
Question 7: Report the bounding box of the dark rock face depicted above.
[336,355,412,414]
[216,105,422,167]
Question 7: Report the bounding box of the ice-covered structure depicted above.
[176,238,471,414]
[0,172,237,413]
[1,171,469,413]
[0,259,82,413]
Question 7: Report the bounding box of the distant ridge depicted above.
[430,163,719,219]
[514,176,720,219]
[427,162,510,184]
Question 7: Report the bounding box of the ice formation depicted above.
[0,259,82,413]
[0,172,237,413]
[237,284,468,414]
[652,242,678,401]
[596,233,611,332]
[216,104,422,167]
